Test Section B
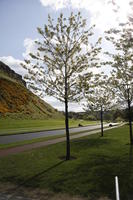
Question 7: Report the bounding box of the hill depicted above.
[0,61,63,119]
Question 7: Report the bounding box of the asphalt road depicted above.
[0,123,116,144]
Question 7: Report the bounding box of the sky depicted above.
[0,0,132,112]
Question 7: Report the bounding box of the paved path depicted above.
[0,124,123,157]
[0,123,118,144]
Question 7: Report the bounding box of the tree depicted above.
[83,74,114,136]
[22,12,101,160]
[105,23,133,144]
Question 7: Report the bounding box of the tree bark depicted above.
[100,105,103,137]
[65,97,70,160]
[65,63,70,160]
[127,94,133,145]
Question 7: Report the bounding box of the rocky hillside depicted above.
[0,61,63,119]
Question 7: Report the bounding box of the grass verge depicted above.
[0,125,131,200]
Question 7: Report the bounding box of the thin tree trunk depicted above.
[65,63,70,160]
[100,105,103,137]
[127,98,133,145]
[127,88,133,145]
[65,97,70,160]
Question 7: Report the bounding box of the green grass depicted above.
[0,118,99,135]
[0,125,132,200]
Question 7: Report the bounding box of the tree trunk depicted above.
[65,97,70,160]
[127,97,133,145]
[65,63,70,160]
[100,105,103,137]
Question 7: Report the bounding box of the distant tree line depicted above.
[68,107,133,122]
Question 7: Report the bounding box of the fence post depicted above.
[115,176,120,200]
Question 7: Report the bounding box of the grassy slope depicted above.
[0,125,132,200]
[0,118,98,135]
[0,74,62,119]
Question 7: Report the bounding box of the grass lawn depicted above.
[0,118,99,135]
[0,125,132,200]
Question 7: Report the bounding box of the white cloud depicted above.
[23,38,38,59]
[44,96,84,111]
[40,0,132,32]
[0,39,36,76]
[40,0,70,10]
[0,56,26,76]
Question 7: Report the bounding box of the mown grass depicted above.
[0,125,132,200]
[0,118,98,135]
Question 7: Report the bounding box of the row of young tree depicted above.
[21,12,133,160]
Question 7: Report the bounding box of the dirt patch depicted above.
[0,182,87,200]
[0,182,112,200]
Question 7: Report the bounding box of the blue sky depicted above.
[0,0,50,59]
[0,0,131,111]
[0,0,91,60]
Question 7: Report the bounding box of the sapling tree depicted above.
[105,23,133,144]
[83,74,114,136]
[21,12,101,160]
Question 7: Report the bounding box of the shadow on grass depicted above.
[2,138,133,200]
[44,153,133,200]
[32,146,133,200]
[71,137,112,151]
[7,160,65,200]
[64,145,133,200]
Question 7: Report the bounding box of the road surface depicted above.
[0,123,117,144]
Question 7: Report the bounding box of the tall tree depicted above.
[22,12,101,160]
[105,23,133,144]
[83,75,114,136]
